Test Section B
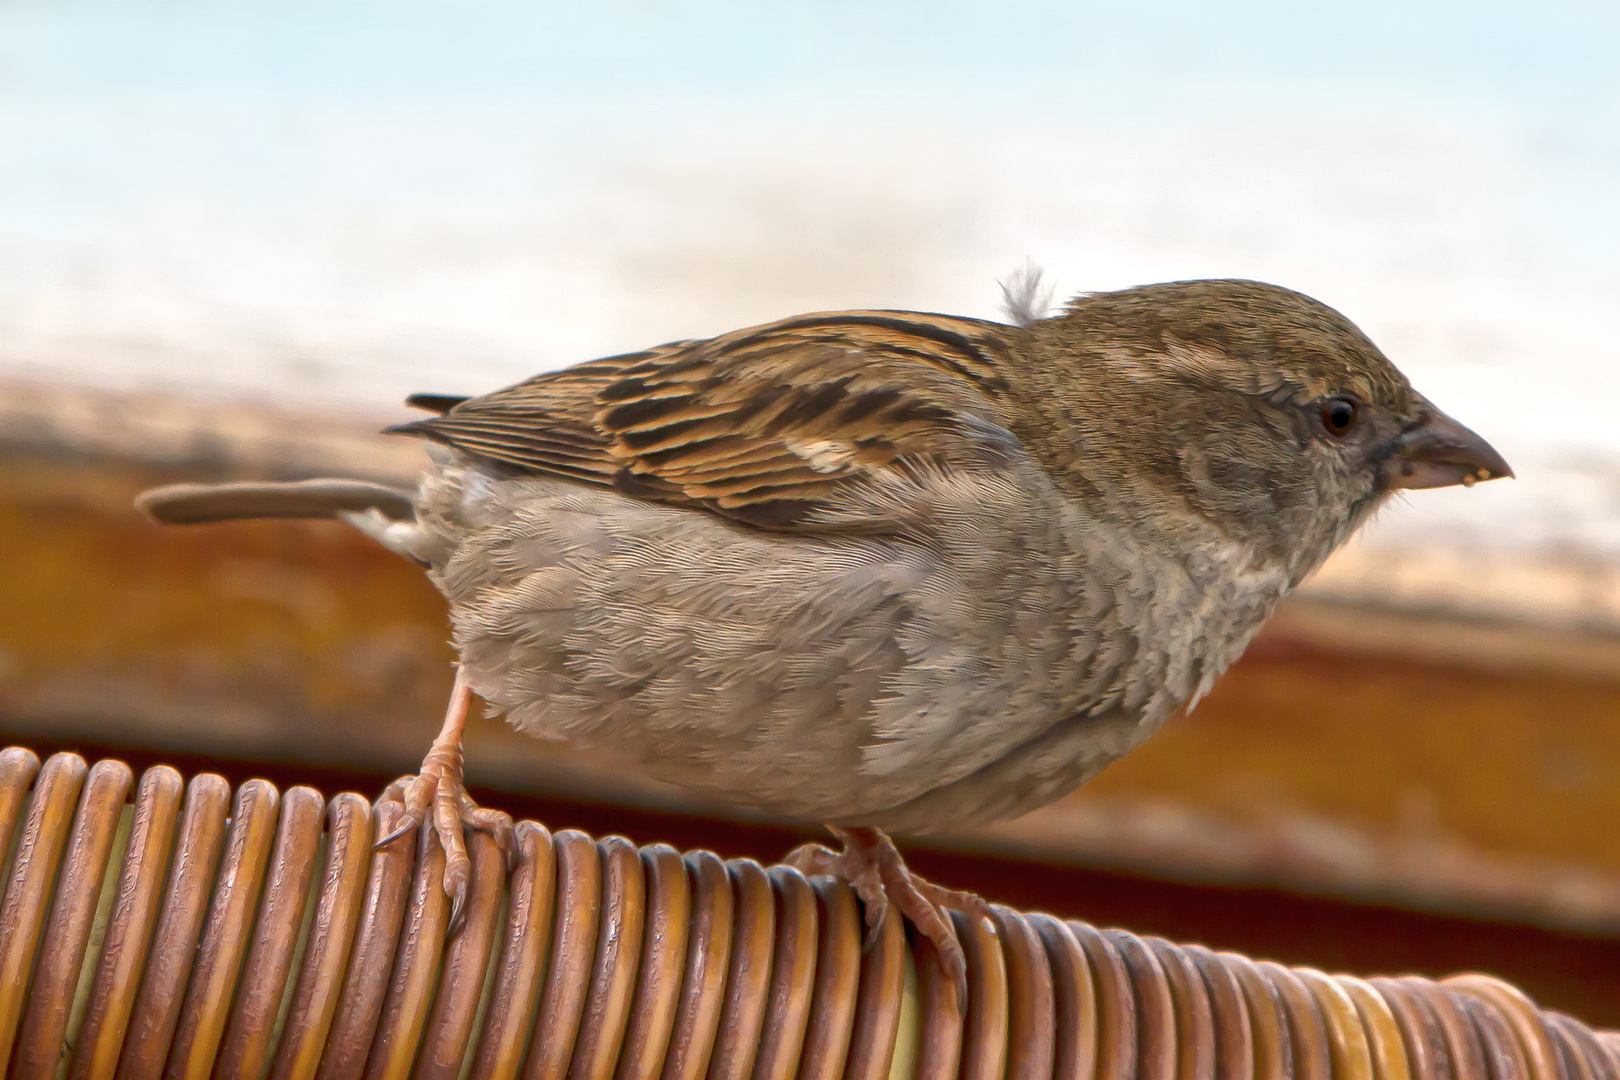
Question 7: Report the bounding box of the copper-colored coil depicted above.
[1464,989,1534,1080]
[613,845,690,1080]
[1449,975,1567,1080]
[1259,961,1333,1080]
[316,802,418,1080]
[0,751,88,1069]
[117,772,232,1080]
[1588,1026,1620,1080]
[271,793,378,1080]
[992,907,1056,1080]
[371,821,459,1080]
[472,822,558,1080]
[167,778,282,1080]
[1145,939,1215,1080]
[1550,1025,1589,1080]
[1220,952,1290,1080]
[954,909,1009,1080]
[417,829,510,1079]
[910,907,965,1080]
[0,750,1616,1080]
[1551,1013,1619,1080]
[70,765,185,1080]
[1026,915,1092,1080]
[660,851,733,1080]
[1549,1015,1602,1080]
[570,837,648,1080]
[1578,1015,1620,1080]
[1549,1033,1581,1080]
[795,877,859,1080]
[13,758,133,1079]
[843,898,906,1080]
[1295,968,1377,1080]
[1369,977,1450,1080]
[751,865,817,1080]
[528,830,605,1080]
[216,785,327,1080]
[1184,946,1251,1080]
[1069,922,1134,1080]
[1106,930,1177,1080]
[1338,975,1412,1080]
[0,749,42,887]
[706,859,774,1080]
[1408,976,1492,1080]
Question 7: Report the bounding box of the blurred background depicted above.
[3,0,1620,1021]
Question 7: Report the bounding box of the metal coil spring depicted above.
[0,748,1615,1080]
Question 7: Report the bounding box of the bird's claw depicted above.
[786,828,982,1009]
[376,758,515,933]
[785,841,892,954]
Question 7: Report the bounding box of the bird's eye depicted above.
[1319,397,1358,438]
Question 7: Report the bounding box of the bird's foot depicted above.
[786,825,988,1005]
[376,671,515,931]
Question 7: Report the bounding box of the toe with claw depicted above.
[786,825,989,1007]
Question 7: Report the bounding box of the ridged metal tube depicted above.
[0,746,1612,1080]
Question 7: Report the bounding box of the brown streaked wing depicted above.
[388,311,1023,529]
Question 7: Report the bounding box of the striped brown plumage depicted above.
[390,311,1022,528]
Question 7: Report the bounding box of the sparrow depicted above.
[135,277,1511,996]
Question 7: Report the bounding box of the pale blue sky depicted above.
[6,2,1618,111]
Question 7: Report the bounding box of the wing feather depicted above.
[390,310,1027,529]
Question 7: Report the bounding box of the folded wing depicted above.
[390,311,1027,529]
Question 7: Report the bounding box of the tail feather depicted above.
[404,392,469,414]
[135,479,416,525]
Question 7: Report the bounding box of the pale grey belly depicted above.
[411,458,1224,830]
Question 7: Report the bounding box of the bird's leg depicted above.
[786,825,988,1003]
[376,666,515,930]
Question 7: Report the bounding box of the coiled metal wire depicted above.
[0,746,1614,1080]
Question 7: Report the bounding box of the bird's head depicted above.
[1021,279,1511,581]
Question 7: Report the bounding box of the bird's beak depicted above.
[1382,401,1514,491]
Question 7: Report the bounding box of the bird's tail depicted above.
[135,478,415,524]
[135,478,427,559]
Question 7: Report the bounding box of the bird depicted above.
[135,276,1512,998]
